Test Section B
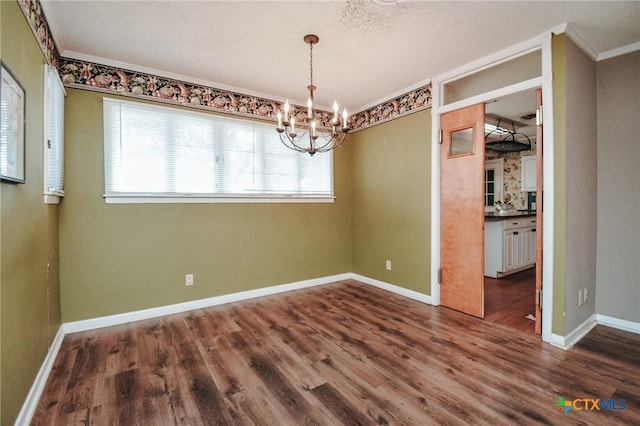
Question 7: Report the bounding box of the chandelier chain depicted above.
[309,40,313,88]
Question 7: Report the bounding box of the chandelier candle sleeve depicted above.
[342,109,348,131]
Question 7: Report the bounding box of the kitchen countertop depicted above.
[485,210,536,220]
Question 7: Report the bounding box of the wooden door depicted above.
[440,103,485,318]
[534,88,543,335]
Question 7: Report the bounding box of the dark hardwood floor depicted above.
[32,280,639,425]
[484,268,536,333]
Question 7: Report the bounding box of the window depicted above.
[103,98,333,203]
[484,158,503,211]
[44,65,65,203]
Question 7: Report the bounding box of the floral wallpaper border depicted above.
[17,0,59,68]
[19,0,431,131]
[351,84,432,131]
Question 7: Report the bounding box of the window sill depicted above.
[104,194,336,204]
[44,193,65,204]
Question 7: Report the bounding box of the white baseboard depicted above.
[548,333,566,349]
[550,314,598,350]
[349,273,432,305]
[62,273,352,334]
[14,327,65,426]
[550,313,640,351]
[596,314,640,334]
[62,273,430,335]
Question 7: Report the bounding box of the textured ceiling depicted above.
[41,1,640,112]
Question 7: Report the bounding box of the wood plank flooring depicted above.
[484,268,536,333]
[32,280,639,425]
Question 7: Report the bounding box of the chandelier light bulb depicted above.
[284,100,290,119]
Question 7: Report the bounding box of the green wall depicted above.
[0,2,61,424]
[552,34,567,336]
[551,33,601,337]
[351,110,431,294]
[59,89,352,322]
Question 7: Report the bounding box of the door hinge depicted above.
[438,268,442,283]
[536,288,542,308]
[536,105,543,126]
[439,129,443,144]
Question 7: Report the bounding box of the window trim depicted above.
[43,64,66,204]
[104,194,336,204]
[484,158,504,212]
[102,98,335,204]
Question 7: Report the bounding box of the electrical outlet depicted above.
[578,289,584,306]
[186,273,194,286]
[385,260,392,271]
[583,288,588,303]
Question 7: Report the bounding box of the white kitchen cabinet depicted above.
[511,229,525,269]
[523,227,537,266]
[484,216,537,278]
[503,230,516,271]
[521,155,537,192]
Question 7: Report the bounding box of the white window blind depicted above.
[44,64,66,202]
[103,98,333,201]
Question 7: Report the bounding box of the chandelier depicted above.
[276,34,350,156]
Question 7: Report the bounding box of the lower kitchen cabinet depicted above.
[485,216,536,278]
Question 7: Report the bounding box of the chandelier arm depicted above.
[313,132,347,152]
[279,131,313,154]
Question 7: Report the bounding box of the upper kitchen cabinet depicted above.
[521,155,537,192]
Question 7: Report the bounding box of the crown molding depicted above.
[598,41,640,61]
[564,25,600,61]
[554,22,639,62]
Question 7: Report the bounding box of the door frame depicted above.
[430,32,555,343]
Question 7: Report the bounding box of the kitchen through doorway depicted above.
[482,88,541,335]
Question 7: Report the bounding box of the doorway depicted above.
[432,35,554,342]
[439,88,543,334]
[482,88,541,334]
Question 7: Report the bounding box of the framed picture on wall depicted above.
[0,62,26,183]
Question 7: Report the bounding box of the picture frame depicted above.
[1,62,26,183]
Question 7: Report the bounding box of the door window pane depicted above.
[450,128,474,157]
